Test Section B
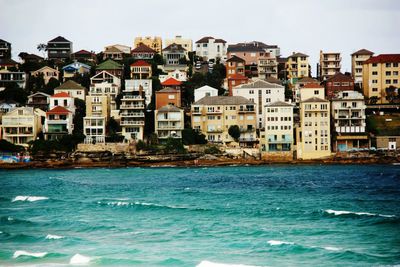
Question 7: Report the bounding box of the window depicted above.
[385,63,391,68]
[372,63,377,67]
[394,79,398,84]
[314,90,319,95]
[372,80,378,84]
[168,95,175,99]
[249,90,254,94]
[393,71,399,76]
[386,79,391,84]
[386,71,391,76]
[372,71,378,75]
[372,88,378,92]
[77,91,82,95]
[394,63,399,67]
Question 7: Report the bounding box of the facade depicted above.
[331,91,368,152]
[130,60,152,79]
[0,69,26,89]
[258,57,278,80]
[83,94,109,144]
[54,80,86,101]
[286,52,309,84]
[134,36,162,54]
[72,49,97,62]
[47,36,72,60]
[162,43,186,65]
[27,92,50,111]
[319,51,341,81]
[375,136,400,150]
[0,39,12,59]
[62,61,91,81]
[1,107,45,147]
[293,77,320,103]
[159,69,187,82]
[96,59,124,79]
[227,42,269,66]
[44,106,73,140]
[226,74,249,95]
[31,66,59,85]
[325,72,354,99]
[103,45,130,61]
[362,54,400,104]
[120,81,145,141]
[351,49,374,87]
[195,36,227,61]
[155,87,181,109]
[194,85,218,102]
[232,79,285,129]
[125,79,152,107]
[164,36,192,59]
[155,104,184,140]
[90,71,121,112]
[226,56,245,77]
[131,44,156,59]
[299,83,325,101]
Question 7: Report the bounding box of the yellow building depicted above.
[362,54,400,104]
[286,52,309,84]
[351,49,373,88]
[83,94,110,144]
[191,96,257,146]
[134,36,162,54]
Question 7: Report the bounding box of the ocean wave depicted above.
[12,196,49,202]
[323,246,342,251]
[46,234,64,240]
[324,209,396,218]
[267,240,294,246]
[97,200,207,211]
[13,250,48,258]
[70,253,91,265]
[197,260,266,267]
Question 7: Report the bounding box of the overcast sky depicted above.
[1,0,399,76]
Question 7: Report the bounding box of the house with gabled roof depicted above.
[47,36,72,60]
[103,44,131,61]
[31,66,59,85]
[131,44,156,59]
[162,43,186,65]
[130,60,152,79]
[54,80,86,101]
[195,36,227,61]
[27,92,51,111]
[72,49,97,63]
[96,59,123,79]
[160,77,182,90]
[62,60,91,81]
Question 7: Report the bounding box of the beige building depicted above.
[134,36,162,54]
[351,49,374,88]
[84,95,110,144]
[1,107,45,147]
[319,51,341,81]
[286,52,309,84]
[191,96,257,146]
[155,104,184,140]
[30,66,59,85]
[362,54,400,104]
[54,80,86,101]
[258,57,278,79]
[164,35,192,59]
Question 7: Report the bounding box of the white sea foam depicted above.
[70,254,91,265]
[13,250,48,258]
[12,196,49,202]
[197,260,265,267]
[45,234,64,240]
[267,240,294,246]
[323,246,342,251]
[325,209,395,218]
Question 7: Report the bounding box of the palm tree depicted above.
[37,43,47,58]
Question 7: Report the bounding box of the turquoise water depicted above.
[0,165,399,267]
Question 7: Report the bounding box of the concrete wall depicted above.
[77,143,131,154]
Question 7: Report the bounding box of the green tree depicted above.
[228,125,241,142]
[164,137,186,154]
[36,43,47,58]
[73,98,86,135]
[0,139,25,152]
[182,128,207,145]
[42,77,60,95]
[385,86,399,104]
[0,82,28,104]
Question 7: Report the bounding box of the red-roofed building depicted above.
[52,92,70,98]
[72,49,97,63]
[195,36,227,61]
[131,44,156,59]
[324,72,354,99]
[362,54,400,104]
[130,60,152,79]
[155,87,181,109]
[50,92,75,114]
[44,105,74,140]
[227,74,249,95]
[161,77,182,90]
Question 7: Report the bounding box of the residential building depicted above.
[258,57,278,80]
[191,96,257,146]
[62,60,91,81]
[195,36,227,61]
[72,49,97,63]
[18,52,44,64]
[232,79,285,129]
[226,74,249,95]
[277,57,288,81]
[0,58,18,70]
[1,107,45,147]
[351,49,374,88]
[299,83,325,101]
[54,80,86,101]
[0,39,11,59]
[159,69,187,82]
[0,69,26,89]
[134,36,162,54]
[30,66,59,85]
[155,104,184,140]
[0,101,18,114]
[47,36,72,60]
[362,54,400,104]
[83,94,109,144]
[227,42,269,66]
[226,56,245,77]
[293,77,320,103]
[155,87,181,109]
[131,44,156,59]
[125,79,152,107]
[27,92,50,111]
[90,71,121,112]
[261,101,294,160]
[44,106,73,140]
[375,136,400,150]
[160,77,182,90]
[162,43,186,65]
[325,72,354,99]
[49,92,76,114]
[130,60,152,79]
[286,52,309,84]
[157,65,188,80]
[319,51,341,80]
[165,36,192,59]
[120,81,145,141]
[103,44,130,61]
[331,91,368,152]
[96,59,124,79]
[194,85,218,102]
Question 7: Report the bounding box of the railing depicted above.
[122,95,144,100]
[120,112,145,117]
[157,125,182,130]
[207,129,223,133]
[238,109,255,113]
[120,104,145,109]
[120,120,145,126]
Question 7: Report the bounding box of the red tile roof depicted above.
[303,83,324,89]
[228,74,248,80]
[52,92,70,98]
[161,77,182,86]
[195,36,226,44]
[131,44,156,54]
[73,49,95,55]
[364,54,400,64]
[326,72,354,82]
[46,106,70,114]
[130,60,151,67]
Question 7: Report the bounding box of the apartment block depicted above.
[319,51,341,81]
[83,94,110,144]
[47,36,72,60]
[286,52,309,84]
[134,36,162,54]
[155,87,181,109]
[155,104,184,140]
[351,49,374,87]
[258,57,278,80]
[90,71,121,112]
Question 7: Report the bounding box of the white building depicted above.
[232,79,285,129]
[195,36,227,61]
[194,85,218,102]
[90,71,121,115]
[159,69,187,82]
[125,79,152,107]
[155,104,184,140]
[165,35,192,59]
[0,69,26,89]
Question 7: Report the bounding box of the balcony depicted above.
[207,129,223,133]
[268,137,292,143]
[238,108,255,113]
[240,128,255,133]
[122,95,144,100]
[206,109,222,114]
[157,124,182,130]
[120,120,145,126]
[120,104,145,109]
[239,137,258,142]
[120,112,145,117]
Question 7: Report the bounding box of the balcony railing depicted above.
[120,112,145,117]
[207,129,223,133]
[120,104,145,109]
[120,120,145,126]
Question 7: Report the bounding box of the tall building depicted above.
[47,36,72,60]
[258,57,278,80]
[164,36,192,59]
[362,54,400,104]
[351,49,374,88]
[319,51,341,81]
[134,36,162,54]
[90,71,121,113]
[286,52,309,84]
[195,36,227,61]
[83,94,110,144]
[0,39,11,59]
[155,104,184,140]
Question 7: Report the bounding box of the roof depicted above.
[298,77,319,84]
[55,80,86,90]
[161,77,182,86]
[265,77,283,85]
[228,43,265,53]
[267,101,293,107]
[289,52,309,58]
[277,57,288,63]
[195,85,218,92]
[234,79,283,89]
[364,54,400,64]
[51,92,70,98]
[73,49,95,55]
[46,106,71,114]
[302,97,329,103]
[158,104,182,112]
[162,43,186,52]
[131,44,156,53]
[0,39,10,45]
[18,52,43,60]
[104,46,123,53]
[326,72,354,82]
[48,36,71,43]
[62,61,91,70]
[97,59,122,70]
[351,49,374,56]
[228,73,248,80]
[195,36,226,44]
[302,83,324,89]
[226,55,245,63]
[194,96,254,105]
[157,87,180,93]
[0,59,18,66]
[31,65,59,74]
[28,92,51,98]
[130,60,151,67]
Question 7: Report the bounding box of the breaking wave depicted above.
[12,196,49,202]
[324,209,395,218]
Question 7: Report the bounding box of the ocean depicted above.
[0,165,399,267]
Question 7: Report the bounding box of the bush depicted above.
[164,138,186,154]
[182,128,207,145]
[228,125,240,141]
[136,140,147,151]
[0,140,25,153]
[204,146,221,155]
